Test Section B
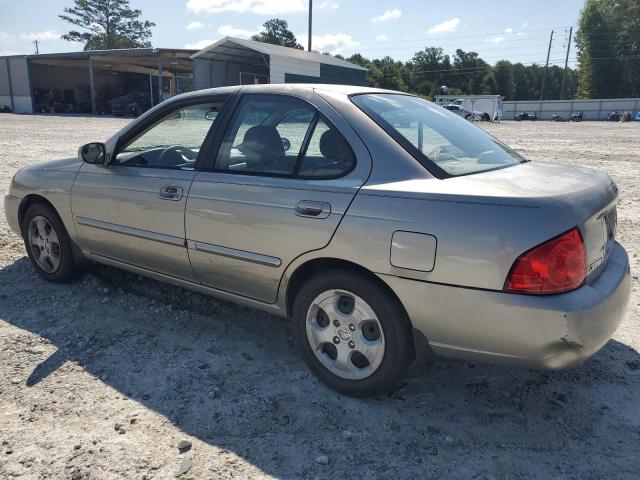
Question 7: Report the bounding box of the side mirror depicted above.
[281,137,291,152]
[79,142,106,164]
[205,108,219,121]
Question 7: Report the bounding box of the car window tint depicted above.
[114,103,221,169]
[215,96,315,176]
[297,118,355,178]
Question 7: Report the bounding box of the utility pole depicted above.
[560,26,573,100]
[308,0,313,51]
[33,40,39,54]
[540,30,554,101]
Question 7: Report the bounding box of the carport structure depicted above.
[1,48,195,114]
[192,37,368,89]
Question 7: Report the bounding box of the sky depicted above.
[1,0,584,67]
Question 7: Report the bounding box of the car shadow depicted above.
[2,256,639,478]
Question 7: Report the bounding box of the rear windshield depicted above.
[351,93,525,177]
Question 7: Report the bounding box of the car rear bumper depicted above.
[380,241,631,369]
[4,194,22,236]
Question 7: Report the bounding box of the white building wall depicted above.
[269,55,320,83]
[0,57,33,113]
[11,96,33,113]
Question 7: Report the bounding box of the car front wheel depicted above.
[292,270,413,397]
[22,203,81,282]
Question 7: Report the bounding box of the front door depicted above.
[186,93,371,303]
[71,101,224,280]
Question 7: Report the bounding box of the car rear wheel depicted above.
[292,270,413,397]
[22,203,81,283]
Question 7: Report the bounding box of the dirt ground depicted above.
[0,114,639,480]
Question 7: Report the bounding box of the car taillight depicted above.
[505,228,586,294]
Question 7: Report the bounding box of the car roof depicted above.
[176,83,403,100]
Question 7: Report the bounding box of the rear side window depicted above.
[214,94,355,179]
[215,96,315,175]
[297,118,355,178]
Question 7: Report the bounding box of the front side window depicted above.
[114,103,221,169]
[352,94,525,177]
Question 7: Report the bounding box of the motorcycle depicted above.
[570,112,584,122]
[620,110,633,122]
[607,111,621,121]
[551,113,564,122]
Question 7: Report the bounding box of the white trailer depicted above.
[434,94,504,121]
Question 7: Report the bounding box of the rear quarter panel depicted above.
[295,190,576,291]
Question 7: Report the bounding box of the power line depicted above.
[362,26,572,45]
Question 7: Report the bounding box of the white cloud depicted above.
[521,21,528,28]
[427,17,460,34]
[516,32,525,37]
[297,32,358,55]
[504,27,513,33]
[485,35,505,44]
[217,24,262,38]
[186,21,205,30]
[317,0,339,10]
[376,34,388,41]
[186,0,306,14]
[0,31,15,41]
[19,30,59,41]
[372,8,401,23]
[184,38,216,49]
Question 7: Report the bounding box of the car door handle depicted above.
[295,201,331,219]
[159,185,183,201]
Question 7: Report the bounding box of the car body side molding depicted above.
[75,216,186,247]
[192,240,282,267]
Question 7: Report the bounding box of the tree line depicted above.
[59,0,638,100]
[342,50,578,101]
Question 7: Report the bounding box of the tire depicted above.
[292,269,414,397]
[465,114,473,121]
[22,203,81,283]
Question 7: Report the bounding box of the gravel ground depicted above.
[0,114,639,480]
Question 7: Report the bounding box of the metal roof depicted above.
[192,37,368,71]
[20,47,196,60]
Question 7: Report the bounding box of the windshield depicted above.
[351,93,525,177]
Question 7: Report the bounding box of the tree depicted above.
[493,60,514,99]
[575,0,619,98]
[575,0,640,98]
[251,19,303,50]
[60,0,155,51]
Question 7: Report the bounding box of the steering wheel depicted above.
[158,145,197,167]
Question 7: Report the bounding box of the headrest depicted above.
[238,126,284,168]
[319,129,351,163]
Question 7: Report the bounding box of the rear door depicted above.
[186,91,371,303]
